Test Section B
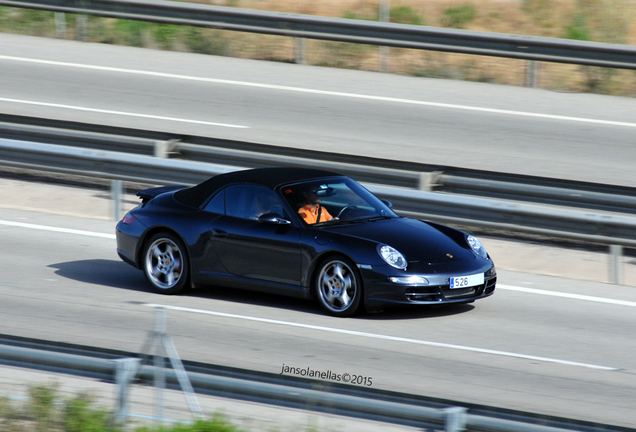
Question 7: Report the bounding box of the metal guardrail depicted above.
[369,184,636,248]
[3,137,636,252]
[0,133,636,284]
[3,114,636,215]
[0,138,236,185]
[0,342,446,430]
[1,335,631,432]
[1,0,636,70]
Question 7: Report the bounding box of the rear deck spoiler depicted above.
[136,185,187,203]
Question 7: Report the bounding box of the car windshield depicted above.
[280,177,398,225]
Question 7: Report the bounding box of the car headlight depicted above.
[466,235,488,259]
[378,245,407,270]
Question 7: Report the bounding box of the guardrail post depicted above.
[609,244,624,285]
[111,179,123,221]
[443,406,467,432]
[76,14,88,41]
[526,60,540,88]
[379,0,390,72]
[54,12,66,38]
[154,307,166,423]
[138,306,203,423]
[113,357,141,424]
[295,38,306,65]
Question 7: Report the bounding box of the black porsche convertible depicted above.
[116,167,496,316]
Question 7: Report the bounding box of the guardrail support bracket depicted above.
[443,406,467,432]
[419,171,442,191]
[113,357,141,424]
[138,306,204,422]
[155,139,181,158]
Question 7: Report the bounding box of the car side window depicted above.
[203,189,225,214]
[225,185,282,220]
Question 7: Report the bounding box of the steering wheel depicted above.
[337,205,359,219]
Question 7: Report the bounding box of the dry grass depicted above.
[174,0,636,95]
[1,0,635,95]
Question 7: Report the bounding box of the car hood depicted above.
[325,217,476,265]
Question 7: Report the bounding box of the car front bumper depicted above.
[359,263,497,311]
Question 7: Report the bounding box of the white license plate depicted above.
[450,273,484,289]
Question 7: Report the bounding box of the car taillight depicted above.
[121,212,136,224]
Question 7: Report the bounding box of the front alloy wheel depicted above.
[143,232,189,294]
[315,256,362,317]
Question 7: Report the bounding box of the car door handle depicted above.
[212,229,228,238]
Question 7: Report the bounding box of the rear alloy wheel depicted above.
[315,256,362,317]
[143,232,190,295]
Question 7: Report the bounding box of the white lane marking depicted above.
[2,217,635,307]
[0,220,115,239]
[3,218,636,308]
[0,97,249,129]
[143,303,618,371]
[0,218,625,369]
[2,55,635,129]
[497,284,636,308]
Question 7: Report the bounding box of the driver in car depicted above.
[298,185,335,224]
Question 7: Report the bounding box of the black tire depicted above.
[314,256,362,317]
[142,232,190,295]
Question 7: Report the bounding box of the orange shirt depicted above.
[298,204,332,224]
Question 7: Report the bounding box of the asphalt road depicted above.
[1,206,636,428]
[1,33,636,188]
[2,32,636,428]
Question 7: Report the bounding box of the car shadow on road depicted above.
[182,287,475,320]
[49,259,475,319]
[361,303,475,320]
[193,287,322,314]
[49,259,148,292]
[48,259,323,313]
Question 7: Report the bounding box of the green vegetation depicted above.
[114,19,147,47]
[565,12,591,40]
[342,7,377,21]
[0,383,115,432]
[0,383,249,432]
[314,40,373,69]
[390,6,424,25]
[441,4,477,29]
[563,0,634,93]
[185,28,230,56]
[0,7,55,36]
[30,383,60,431]
[565,0,632,44]
[522,0,556,29]
[136,416,246,432]
[343,5,424,25]
[63,392,113,432]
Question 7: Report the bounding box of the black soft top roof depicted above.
[174,167,341,208]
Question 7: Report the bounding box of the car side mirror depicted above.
[258,212,292,225]
[381,199,393,209]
